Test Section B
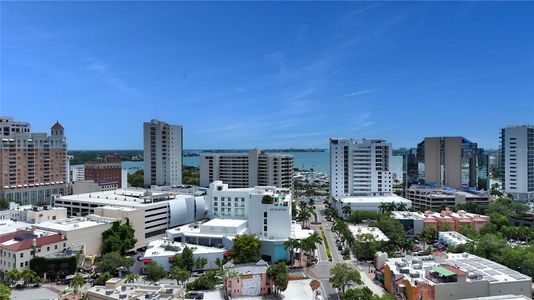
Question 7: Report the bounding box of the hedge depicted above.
[321,230,332,260]
[30,254,78,280]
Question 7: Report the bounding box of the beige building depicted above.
[25,207,67,224]
[93,206,145,250]
[33,215,120,256]
[0,117,68,205]
[200,149,293,189]
[417,137,489,190]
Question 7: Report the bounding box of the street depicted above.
[308,203,386,299]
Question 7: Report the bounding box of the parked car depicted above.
[188,291,204,299]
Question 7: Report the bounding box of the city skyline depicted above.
[2,2,533,150]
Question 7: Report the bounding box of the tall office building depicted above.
[0,117,68,205]
[500,125,534,202]
[143,119,183,187]
[416,137,489,190]
[330,139,393,197]
[200,149,293,189]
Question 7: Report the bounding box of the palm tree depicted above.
[283,238,301,266]
[299,201,308,211]
[124,273,139,284]
[310,208,318,224]
[69,273,85,294]
[297,209,312,228]
[303,231,323,259]
[20,269,36,287]
[396,202,408,211]
[378,202,389,214]
[342,205,351,220]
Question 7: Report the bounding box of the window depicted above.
[20,253,23,258]
[264,212,267,218]
[264,226,268,231]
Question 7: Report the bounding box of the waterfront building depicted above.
[391,209,490,237]
[382,252,531,300]
[200,149,293,189]
[0,117,68,205]
[52,188,206,242]
[499,125,534,202]
[406,184,491,211]
[143,119,183,187]
[330,139,393,198]
[416,137,489,190]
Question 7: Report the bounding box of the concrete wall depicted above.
[93,207,145,250]
[26,208,67,224]
[424,137,441,185]
[444,137,462,189]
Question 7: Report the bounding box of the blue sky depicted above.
[1,2,533,150]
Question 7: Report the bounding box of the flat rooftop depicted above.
[340,194,411,204]
[438,231,471,245]
[0,220,33,236]
[35,216,118,232]
[348,225,389,242]
[56,188,195,208]
[202,218,248,228]
[144,239,226,257]
[386,252,531,287]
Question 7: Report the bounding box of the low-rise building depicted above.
[407,184,491,210]
[348,225,389,242]
[383,253,531,300]
[334,194,412,213]
[72,180,121,195]
[0,229,67,272]
[391,210,490,237]
[0,204,67,223]
[142,239,225,271]
[87,278,182,300]
[224,260,272,298]
[0,220,33,236]
[438,231,471,247]
[33,215,119,256]
[53,188,206,239]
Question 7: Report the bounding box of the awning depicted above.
[432,266,456,277]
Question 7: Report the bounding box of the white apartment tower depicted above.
[143,119,183,187]
[330,139,393,198]
[500,125,534,202]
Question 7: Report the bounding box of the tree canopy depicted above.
[144,262,167,282]
[229,234,262,263]
[96,252,134,275]
[101,221,137,255]
[329,263,361,295]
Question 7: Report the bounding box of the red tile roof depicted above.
[0,230,64,251]
[51,121,64,130]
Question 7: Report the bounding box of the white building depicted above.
[166,181,312,263]
[500,125,534,202]
[87,279,182,300]
[335,194,411,213]
[143,119,183,187]
[438,231,471,247]
[330,139,393,198]
[200,149,293,189]
[70,164,85,182]
[143,239,225,271]
[348,225,389,242]
[52,188,206,239]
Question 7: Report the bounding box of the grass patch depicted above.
[321,230,332,261]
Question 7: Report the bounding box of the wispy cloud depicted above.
[342,89,374,98]
[86,58,137,95]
